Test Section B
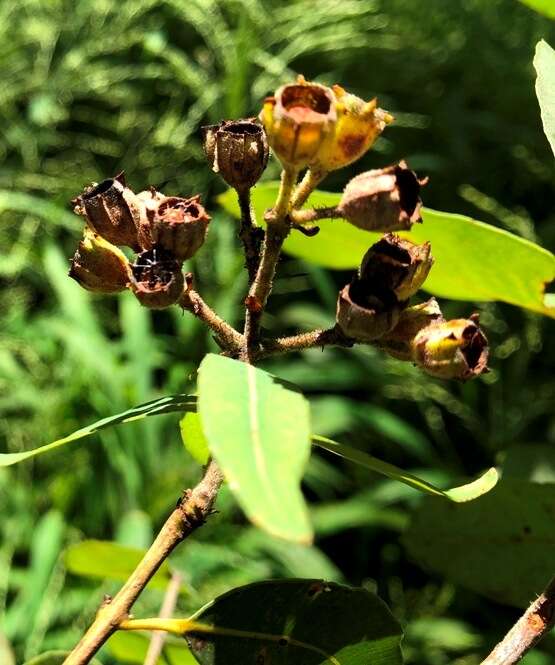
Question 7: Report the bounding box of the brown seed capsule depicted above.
[69,227,131,293]
[336,281,400,342]
[376,298,444,361]
[412,315,489,381]
[151,195,211,262]
[259,76,337,169]
[202,119,269,191]
[74,173,141,250]
[360,234,433,302]
[130,248,184,308]
[338,162,426,232]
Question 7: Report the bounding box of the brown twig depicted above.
[237,188,263,285]
[179,285,244,351]
[256,325,353,359]
[143,571,183,665]
[243,167,298,359]
[289,206,341,225]
[480,576,555,665]
[63,461,224,665]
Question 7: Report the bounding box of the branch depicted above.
[243,167,298,358]
[237,188,263,285]
[290,168,328,209]
[256,325,353,359]
[143,571,183,665]
[289,206,341,225]
[480,576,555,665]
[179,284,244,351]
[63,461,224,665]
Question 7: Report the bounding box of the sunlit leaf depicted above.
[404,480,555,607]
[65,540,178,591]
[0,395,196,467]
[219,184,555,317]
[180,412,210,465]
[534,40,555,156]
[187,579,403,665]
[313,435,498,502]
[198,354,312,543]
[23,652,102,665]
[520,0,555,20]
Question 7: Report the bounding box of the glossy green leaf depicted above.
[187,579,403,665]
[180,412,210,465]
[198,354,312,543]
[534,40,555,156]
[404,480,555,607]
[219,184,555,317]
[65,540,178,591]
[0,394,196,467]
[23,652,102,665]
[107,631,196,664]
[313,435,498,502]
[520,0,555,19]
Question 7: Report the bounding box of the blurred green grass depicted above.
[1,0,555,663]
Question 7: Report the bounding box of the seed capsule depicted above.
[338,162,426,232]
[74,173,141,250]
[151,195,211,262]
[412,316,489,380]
[69,227,131,293]
[202,119,269,191]
[130,248,184,308]
[360,234,433,302]
[336,281,400,342]
[259,76,337,169]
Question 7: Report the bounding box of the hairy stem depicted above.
[290,168,328,209]
[480,576,555,665]
[289,206,342,225]
[63,461,224,665]
[257,326,353,359]
[237,187,263,285]
[243,167,298,359]
[179,286,244,351]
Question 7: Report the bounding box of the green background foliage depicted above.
[1,0,555,663]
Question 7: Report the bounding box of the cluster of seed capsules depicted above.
[69,75,489,381]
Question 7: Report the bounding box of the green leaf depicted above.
[219,184,555,317]
[503,444,555,483]
[0,394,196,467]
[520,0,555,19]
[187,579,403,665]
[107,631,196,664]
[65,540,178,591]
[23,652,103,665]
[403,480,555,607]
[198,354,312,543]
[180,412,210,465]
[534,40,555,157]
[313,435,498,502]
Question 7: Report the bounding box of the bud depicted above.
[313,85,393,172]
[69,227,131,293]
[74,173,141,250]
[338,161,426,232]
[336,280,400,342]
[376,298,444,361]
[412,315,489,380]
[130,248,184,309]
[259,75,337,169]
[360,234,433,302]
[151,195,211,261]
[202,119,269,191]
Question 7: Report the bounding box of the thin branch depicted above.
[143,571,183,665]
[179,285,244,351]
[243,167,298,359]
[63,461,224,665]
[480,576,555,665]
[256,326,353,359]
[289,206,341,225]
[290,168,328,209]
[237,188,263,285]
